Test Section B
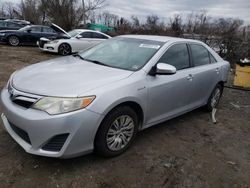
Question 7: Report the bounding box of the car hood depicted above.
[50,23,70,37]
[12,56,133,97]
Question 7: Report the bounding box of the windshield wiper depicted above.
[73,54,111,68]
[73,53,85,60]
[83,58,111,67]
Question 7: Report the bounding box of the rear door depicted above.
[74,32,94,51]
[188,43,221,106]
[41,26,57,40]
[146,43,195,125]
[91,32,109,45]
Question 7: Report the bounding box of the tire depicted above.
[206,84,223,111]
[58,43,71,55]
[94,106,139,157]
[8,36,20,46]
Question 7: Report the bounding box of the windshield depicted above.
[68,30,82,37]
[18,25,30,31]
[79,37,164,71]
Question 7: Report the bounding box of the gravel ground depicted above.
[0,45,250,188]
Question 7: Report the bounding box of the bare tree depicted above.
[81,0,107,25]
[20,0,40,23]
[170,14,183,36]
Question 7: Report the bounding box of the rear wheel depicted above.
[8,36,20,46]
[206,84,223,111]
[94,106,138,157]
[58,43,71,55]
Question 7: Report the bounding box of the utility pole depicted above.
[82,0,86,25]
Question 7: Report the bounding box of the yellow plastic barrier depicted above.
[234,64,250,88]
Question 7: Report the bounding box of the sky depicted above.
[3,0,250,24]
[103,0,250,24]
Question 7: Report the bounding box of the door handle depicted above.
[186,74,193,81]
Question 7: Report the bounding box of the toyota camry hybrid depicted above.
[0,35,230,158]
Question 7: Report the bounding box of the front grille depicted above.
[9,122,31,144]
[12,99,34,108]
[39,40,47,48]
[42,134,69,152]
[8,82,38,109]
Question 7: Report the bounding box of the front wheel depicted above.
[94,106,138,157]
[58,43,71,55]
[206,84,223,111]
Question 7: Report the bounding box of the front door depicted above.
[146,43,194,126]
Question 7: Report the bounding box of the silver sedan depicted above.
[0,35,230,158]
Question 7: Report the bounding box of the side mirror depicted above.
[76,35,82,39]
[27,29,32,33]
[149,63,177,76]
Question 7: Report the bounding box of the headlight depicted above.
[0,33,5,36]
[48,40,59,44]
[32,96,95,115]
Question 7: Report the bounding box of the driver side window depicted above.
[158,43,190,70]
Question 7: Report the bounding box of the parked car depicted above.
[0,24,69,46]
[0,35,230,158]
[38,29,111,55]
[0,20,29,30]
[4,19,30,25]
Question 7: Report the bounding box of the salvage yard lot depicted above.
[0,44,250,188]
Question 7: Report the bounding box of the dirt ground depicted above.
[0,44,250,188]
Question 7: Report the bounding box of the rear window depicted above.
[190,44,210,66]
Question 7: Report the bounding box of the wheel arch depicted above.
[95,100,145,135]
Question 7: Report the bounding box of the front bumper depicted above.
[37,41,58,53]
[0,88,104,158]
[0,36,7,43]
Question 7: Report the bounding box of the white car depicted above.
[38,29,111,55]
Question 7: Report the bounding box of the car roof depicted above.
[119,35,203,44]
[72,29,111,37]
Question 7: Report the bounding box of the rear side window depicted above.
[209,53,217,63]
[190,44,210,66]
[30,26,42,32]
[80,32,92,38]
[92,32,109,39]
[7,22,20,28]
[42,27,55,33]
[0,21,6,27]
[158,43,190,70]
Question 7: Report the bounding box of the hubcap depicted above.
[211,88,221,108]
[9,36,19,46]
[59,44,70,55]
[106,115,135,151]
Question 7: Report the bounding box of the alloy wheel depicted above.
[106,115,135,151]
[8,36,19,46]
[59,44,71,55]
[211,88,221,108]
